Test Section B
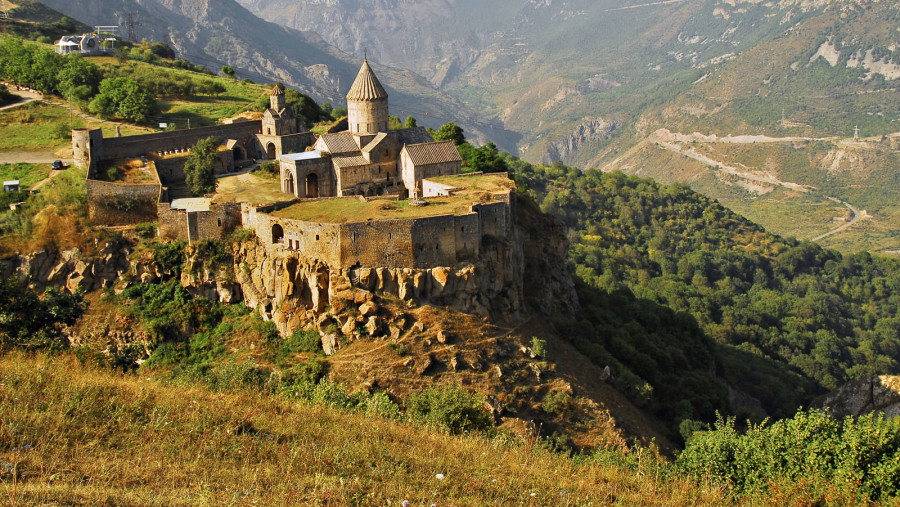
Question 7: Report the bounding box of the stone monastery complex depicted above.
[72,59,515,271]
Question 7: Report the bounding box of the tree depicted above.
[184,137,220,195]
[404,115,417,128]
[57,55,102,101]
[0,277,87,349]
[387,115,404,130]
[89,77,157,123]
[433,122,465,145]
[222,66,235,78]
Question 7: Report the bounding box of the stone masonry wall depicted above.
[86,179,160,226]
[154,150,235,185]
[158,202,242,242]
[99,122,263,160]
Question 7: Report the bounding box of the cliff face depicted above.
[542,118,619,165]
[1,194,577,349]
[816,375,900,419]
[232,194,578,338]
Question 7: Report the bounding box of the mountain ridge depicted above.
[33,0,520,148]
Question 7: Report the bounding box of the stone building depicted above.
[279,59,462,199]
[74,85,316,229]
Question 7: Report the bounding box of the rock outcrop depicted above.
[230,195,576,338]
[0,242,131,293]
[0,195,577,360]
[815,375,900,419]
[543,118,619,164]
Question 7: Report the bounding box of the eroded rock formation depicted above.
[816,375,900,419]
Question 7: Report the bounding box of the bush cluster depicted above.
[678,409,900,501]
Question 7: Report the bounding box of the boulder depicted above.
[320,333,340,356]
[365,315,382,337]
[359,302,378,317]
[341,317,356,336]
[415,354,433,375]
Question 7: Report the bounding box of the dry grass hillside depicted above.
[0,351,724,505]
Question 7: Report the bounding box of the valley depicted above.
[0,0,898,503]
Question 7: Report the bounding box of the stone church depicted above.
[278,59,462,199]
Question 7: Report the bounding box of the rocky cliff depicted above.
[815,375,900,419]
[232,193,578,342]
[1,194,577,353]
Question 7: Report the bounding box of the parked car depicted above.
[51,160,66,170]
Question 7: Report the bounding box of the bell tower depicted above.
[346,58,389,135]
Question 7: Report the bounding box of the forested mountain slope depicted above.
[507,155,900,427]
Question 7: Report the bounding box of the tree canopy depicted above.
[0,277,87,349]
[432,122,466,145]
[89,77,158,123]
[183,137,220,195]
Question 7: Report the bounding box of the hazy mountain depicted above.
[36,0,518,146]
[237,0,900,252]
[238,0,898,164]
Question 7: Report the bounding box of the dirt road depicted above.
[647,129,866,241]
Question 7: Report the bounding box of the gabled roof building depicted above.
[279,59,462,199]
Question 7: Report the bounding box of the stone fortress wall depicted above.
[158,202,243,242]
[72,117,315,232]
[241,181,514,271]
[85,179,163,227]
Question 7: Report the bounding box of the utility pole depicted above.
[781,107,785,127]
[126,13,139,43]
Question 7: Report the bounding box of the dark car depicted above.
[51,160,65,170]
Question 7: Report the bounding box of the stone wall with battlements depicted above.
[92,122,263,163]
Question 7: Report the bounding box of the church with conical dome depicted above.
[279,59,461,199]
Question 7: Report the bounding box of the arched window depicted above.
[272,224,284,244]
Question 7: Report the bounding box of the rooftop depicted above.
[346,59,388,102]
[281,150,324,162]
[170,197,211,212]
[403,140,462,166]
[318,133,361,155]
[271,173,514,224]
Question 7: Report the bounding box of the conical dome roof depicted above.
[346,59,388,102]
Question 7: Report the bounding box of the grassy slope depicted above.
[0,101,146,153]
[0,163,49,189]
[0,351,723,505]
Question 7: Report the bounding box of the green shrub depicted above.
[149,241,186,276]
[192,238,231,271]
[285,328,322,354]
[134,221,156,239]
[364,391,401,420]
[387,342,408,356]
[530,336,547,357]
[228,227,256,243]
[312,379,364,409]
[677,409,900,500]
[541,389,573,416]
[406,384,492,435]
[0,277,87,350]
